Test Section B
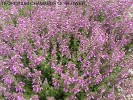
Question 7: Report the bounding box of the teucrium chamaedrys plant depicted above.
[0,0,133,100]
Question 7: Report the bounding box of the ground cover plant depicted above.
[0,0,133,100]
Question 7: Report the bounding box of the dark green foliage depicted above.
[15,75,33,99]
[89,84,99,92]
[115,17,121,22]
[49,38,53,52]
[61,56,69,65]
[21,53,29,67]
[36,48,43,55]
[124,39,133,54]
[94,12,105,22]
[45,51,51,63]
[12,17,17,27]
[69,35,80,52]
[56,51,62,64]
[79,28,85,36]
[36,61,54,86]
[41,27,48,34]
[79,28,92,38]
[76,91,86,100]
[54,88,66,100]
[24,78,34,99]
[19,9,26,17]
[29,39,34,47]
[76,60,82,69]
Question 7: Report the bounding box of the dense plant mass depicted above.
[0,0,133,100]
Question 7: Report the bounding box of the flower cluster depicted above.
[0,0,133,100]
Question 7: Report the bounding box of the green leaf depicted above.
[2,5,10,10]
[48,87,56,96]
[12,18,17,27]
[76,92,86,100]
[21,53,29,67]
[62,56,69,65]
[55,88,66,100]
[36,48,43,55]
[19,9,26,17]
[89,84,99,92]
[115,17,121,22]
[94,12,105,22]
